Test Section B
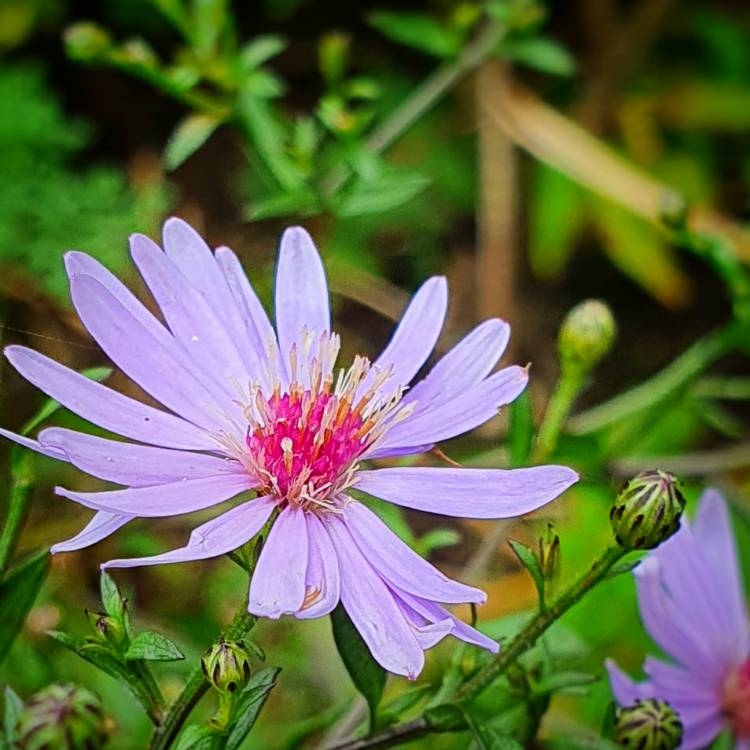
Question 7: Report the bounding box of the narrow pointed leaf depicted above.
[125,631,184,662]
[0,550,49,664]
[330,604,385,730]
[225,667,281,750]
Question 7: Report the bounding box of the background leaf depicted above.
[0,550,49,665]
[330,604,386,730]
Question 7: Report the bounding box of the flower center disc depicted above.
[238,339,409,511]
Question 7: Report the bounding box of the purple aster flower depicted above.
[0,219,577,677]
[606,489,750,749]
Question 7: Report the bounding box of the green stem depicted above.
[533,367,585,462]
[327,545,627,750]
[134,660,167,724]
[0,451,33,573]
[454,544,625,702]
[149,610,257,750]
[319,18,507,198]
[567,321,747,435]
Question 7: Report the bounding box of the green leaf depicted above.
[465,712,524,750]
[376,684,433,729]
[165,113,223,170]
[125,631,184,662]
[504,37,576,76]
[528,164,583,280]
[3,686,22,744]
[414,529,460,557]
[174,724,218,750]
[0,550,50,664]
[330,604,385,730]
[507,390,534,467]
[508,540,545,609]
[605,558,641,579]
[47,631,152,713]
[240,35,286,71]
[100,570,124,621]
[246,190,319,221]
[533,671,597,696]
[368,11,462,59]
[335,170,430,217]
[225,667,281,750]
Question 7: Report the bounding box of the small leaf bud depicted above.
[202,639,251,694]
[558,299,616,373]
[16,683,111,750]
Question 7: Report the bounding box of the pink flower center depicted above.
[234,335,409,511]
[723,658,750,737]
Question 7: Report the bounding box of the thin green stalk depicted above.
[0,451,33,573]
[149,610,257,750]
[567,322,747,435]
[454,544,625,701]
[327,545,627,750]
[133,660,167,724]
[533,368,585,462]
[319,18,507,198]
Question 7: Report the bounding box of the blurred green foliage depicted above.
[0,0,749,749]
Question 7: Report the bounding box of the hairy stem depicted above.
[149,610,257,750]
[327,545,626,750]
[454,544,625,701]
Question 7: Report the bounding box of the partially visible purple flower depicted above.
[607,489,750,750]
[0,219,578,677]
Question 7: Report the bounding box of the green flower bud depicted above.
[64,23,112,62]
[16,684,111,750]
[558,299,616,373]
[202,639,251,694]
[86,610,126,648]
[538,523,560,581]
[613,699,683,750]
[610,470,685,551]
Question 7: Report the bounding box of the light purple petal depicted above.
[344,501,485,603]
[249,505,308,618]
[364,444,434,461]
[643,658,721,708]
[634,560,724,681]
[295,514,340,620]
[394,588,499,652]
[326,516,424,678]
[355,465,577,519]
[38,427,237,487]
[373,365,528,452]
[51,511,132,554]
[650,518,746,669]
[162,220,265,378]
[393,595,454,649]
[103,497,275,568]
[274,227,330,371]
[4,346,214,451]
[605,659,652,705]
[215,245,279,383]
[693,488,749,652]
[0,427,67,460]
[404,318,510,414]
[679,712,725,750]
[68,248,244,422]
[130,235,252,412]
[358,277,447,399]
[735,738,750,750]
[56,473,255,517]
[70,273,235,432]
